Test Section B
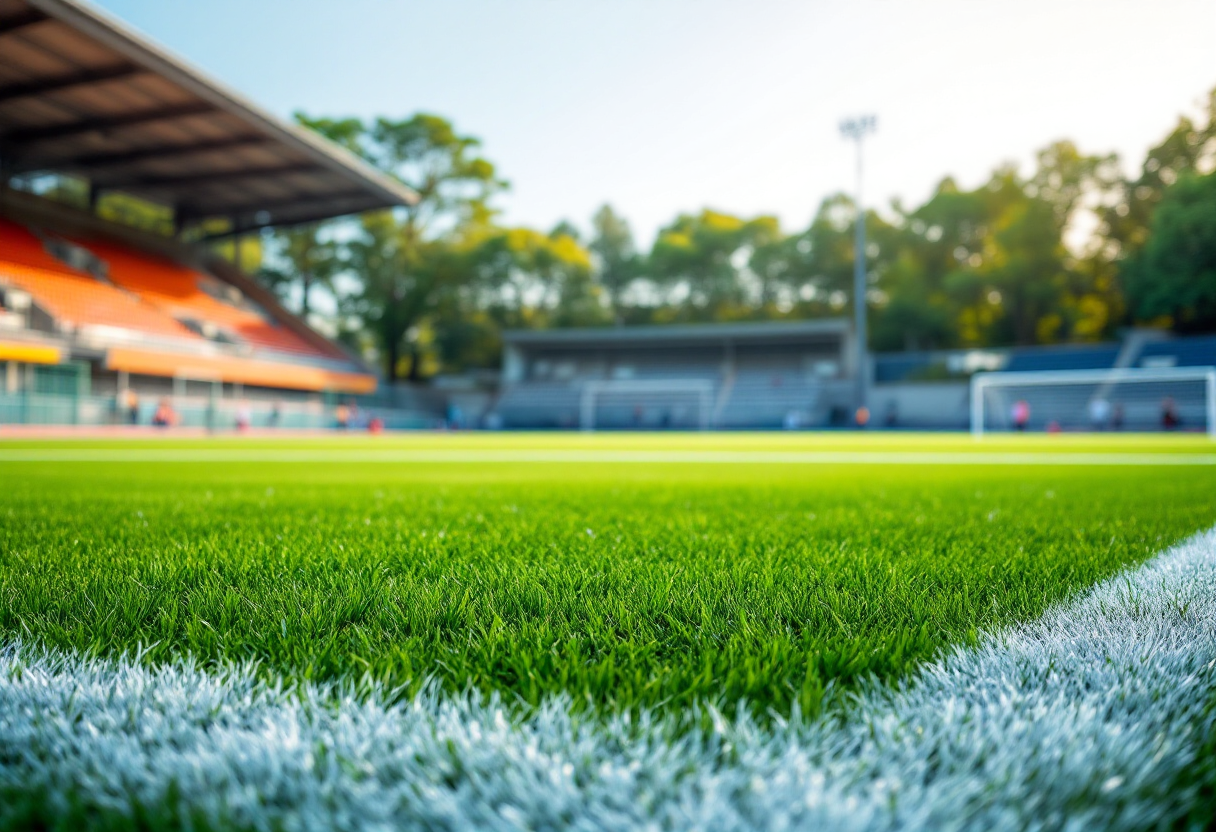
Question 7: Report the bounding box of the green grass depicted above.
[3,434,1216,718]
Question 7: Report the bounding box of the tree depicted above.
[462,225,596,328]
[588,205,639,320]
[1099,90,1216,261]
[297,112,507,380]
[785,193,885,318]
[259,224,337,318]
[1124,171,1216,332]
[648,209,780,321]
[1029,140,1121,227]
[342,211,442,380]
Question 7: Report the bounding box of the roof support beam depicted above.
[180,189,373,221]
[199,209,374,240]
[0,8,47,36]
[0,101,216,145]
[41,135,271,171]
[102,161,321,190]
[0,62,144,105]
[185,191,379,235]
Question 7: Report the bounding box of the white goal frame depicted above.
[970,366,1216,439]
[579,379,713,432]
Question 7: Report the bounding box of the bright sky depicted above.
[93,0,1216,246]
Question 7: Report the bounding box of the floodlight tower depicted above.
[839,115,877,415]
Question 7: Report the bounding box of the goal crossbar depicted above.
[579,379,713,432]
[970,366,1216,439]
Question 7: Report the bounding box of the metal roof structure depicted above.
[504,319,851,350]
[0,0,415,234]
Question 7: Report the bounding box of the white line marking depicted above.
[3,529,1216,829]
[1,449,1215,465]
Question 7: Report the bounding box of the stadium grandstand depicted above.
[0,0,432,429]
[870,331,1216,432]
[485,324,1216,431]
[493,320,856,430]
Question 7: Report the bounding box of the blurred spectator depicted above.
[1161,397,1180,430]
[1088,397,1110,431]
[854,406,870,428]
[368,416,384,434]
[1112,403,1124,431]
[151,398,176,428]
[1011,400,1030,432]
[334,403,351,430]
[124,389,140,425]
[235,401,252,432]
[268,401,282,428]
[885,401,899,428]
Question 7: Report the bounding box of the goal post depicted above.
[580,379,713,432]
[970,366,1216,439]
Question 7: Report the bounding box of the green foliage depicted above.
[261,88,1216,374]
[286,113,608,377]
[588,205,640,320]
[1098,90,1216,261]
[293,113,512,379]
[3,438,1214,720]
[1124,171,1216,332]
[648,209,782,320]
[258,224,337,317]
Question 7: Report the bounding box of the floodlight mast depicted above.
[840,115,877,414]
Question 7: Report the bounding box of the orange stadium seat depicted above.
[1,218,337,359]
[0,217,88,273]
[106,347,376,394]
[0,260,199,341]
[75,239,336,359]
[1,219,198,339]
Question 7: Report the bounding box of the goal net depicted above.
[970,367,1216,438]
[579,379,713,431]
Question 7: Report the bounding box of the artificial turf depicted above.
[3,434,1216,719]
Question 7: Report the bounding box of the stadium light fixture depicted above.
[839,115,877,415]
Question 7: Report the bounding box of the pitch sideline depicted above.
[3,528,1215,829]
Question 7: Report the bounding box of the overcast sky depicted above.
[92,0,1216,245]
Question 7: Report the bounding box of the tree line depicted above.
[261,90,1216,381]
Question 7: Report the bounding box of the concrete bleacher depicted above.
[496,321,853,430]
[718,369,821,428]
[496,381,582,428]
[497,365,825,430]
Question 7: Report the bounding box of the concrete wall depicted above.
[868,381,970,429]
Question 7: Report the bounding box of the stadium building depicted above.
[495,320,857,430]
[0,0,417,428]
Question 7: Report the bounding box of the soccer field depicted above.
[3,433,1216,830]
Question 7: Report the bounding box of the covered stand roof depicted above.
[0,0,415,233]
[504,320,852,350]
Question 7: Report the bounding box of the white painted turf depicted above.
[3,529,1216,831]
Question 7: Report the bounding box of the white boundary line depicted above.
[3,528,1216,830]
[1,449,1216,465]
